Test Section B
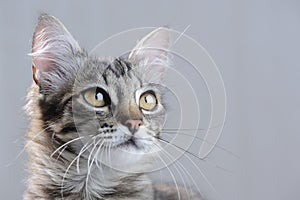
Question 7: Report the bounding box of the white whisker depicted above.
[76,137,94,174]
[155,144,191,199]
[157,138,222,199]
[50,136,84,158]
[85,137,102,195]
[152,144,181,200]
[61,140,94,199]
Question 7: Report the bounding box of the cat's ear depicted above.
[30,14,81,85]
[128,27,170,83]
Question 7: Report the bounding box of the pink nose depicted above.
[125,119,142,133]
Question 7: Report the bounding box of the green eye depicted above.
[83,87,110,107]
[139,91,157,111]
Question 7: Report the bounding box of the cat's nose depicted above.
[125,119,143,134]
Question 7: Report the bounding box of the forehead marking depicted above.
[102,58,132,85]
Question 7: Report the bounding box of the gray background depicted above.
[1,0,300,200]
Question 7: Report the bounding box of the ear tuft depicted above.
[128,27,170,83]
[129,27,170,62]
[29,14,81,85]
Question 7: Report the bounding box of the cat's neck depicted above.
[52,155,152,199]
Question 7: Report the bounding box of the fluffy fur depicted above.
[24,14,202,200]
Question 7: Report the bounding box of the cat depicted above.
[24,14,202,200]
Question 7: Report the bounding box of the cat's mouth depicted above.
[116,137,139,149]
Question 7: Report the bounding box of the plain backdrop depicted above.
[0,1,300,200]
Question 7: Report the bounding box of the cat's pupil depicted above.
[145,95,154,104]
[95,92,103,101]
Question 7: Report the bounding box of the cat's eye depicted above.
[83,87,111,108]
[139,91,157,111]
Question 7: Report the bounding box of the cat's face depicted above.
[30,14,170,170]
[71,58,166,168]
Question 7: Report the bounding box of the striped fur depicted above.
[24,14,202,200]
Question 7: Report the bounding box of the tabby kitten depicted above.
[24,14,202,200]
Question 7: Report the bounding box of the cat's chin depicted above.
[98,139,158,173]
[105,153,156,173]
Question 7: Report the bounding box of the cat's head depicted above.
[29,14,170,171]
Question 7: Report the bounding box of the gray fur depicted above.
[24,14,202,200]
